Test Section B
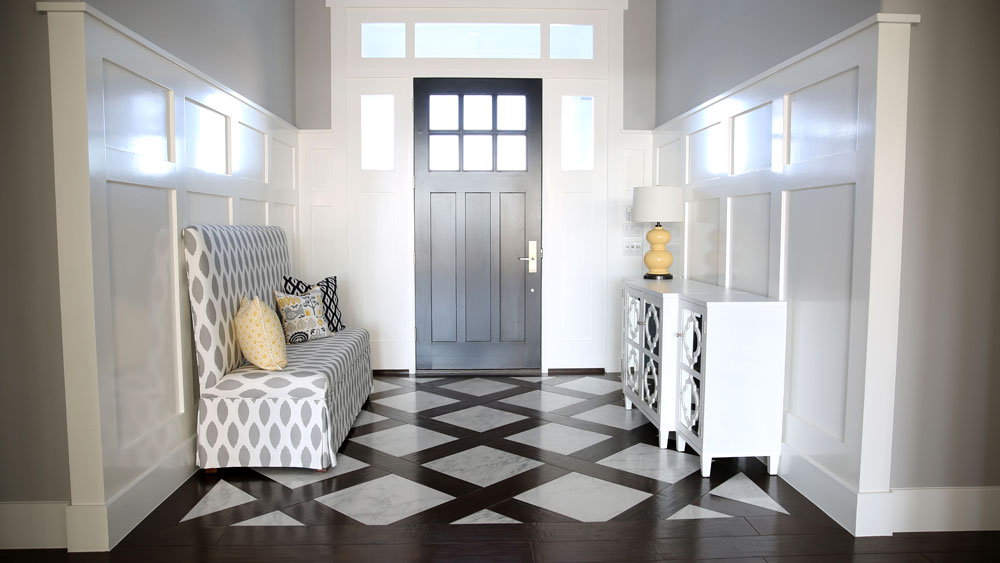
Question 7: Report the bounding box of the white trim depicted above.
[652,13,920,130]
[328,0,629,10]
[893,487,1000,533]
[36,2,296,130]
[0,502,69,549]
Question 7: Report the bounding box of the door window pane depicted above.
[497,135,526,171]
[550,24,594,59]
[361,23,405,58]
[463,95,493,130]
[361,94,394,170]
[497,95,526,130]
[561,95,594,170]
[415,23,541,59]
[429,95,458,130]
[463,135,493,171]
[429,135,459,170]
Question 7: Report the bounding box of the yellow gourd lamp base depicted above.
[643,222,674,280]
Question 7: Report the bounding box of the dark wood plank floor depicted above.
[9,373,999,562]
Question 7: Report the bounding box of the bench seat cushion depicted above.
[204,328,370,400]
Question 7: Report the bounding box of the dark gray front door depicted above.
[414,78,542,369]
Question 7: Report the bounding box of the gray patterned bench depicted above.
[182,225,372,470]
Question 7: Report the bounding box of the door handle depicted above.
[519,241,538,273]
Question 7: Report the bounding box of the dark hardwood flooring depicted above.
[8,373,999,562]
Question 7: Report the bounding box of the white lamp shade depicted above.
[632,185,684,223]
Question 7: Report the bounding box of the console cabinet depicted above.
[621,279,787,477]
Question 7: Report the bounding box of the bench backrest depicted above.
[182,225,290,391]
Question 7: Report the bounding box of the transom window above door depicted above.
[427,94,527,172]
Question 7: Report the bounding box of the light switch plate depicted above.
[624,222,643,237]
[624,205,633,222]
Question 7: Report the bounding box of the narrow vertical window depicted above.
[561,95,594,170]
[361,95,394,170]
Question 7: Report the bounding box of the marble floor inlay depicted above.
[572,403,648,430]
[232,510,305,526]
[439,377,517,396]
[254,455,368,489]
[371,379,401,393]
[372,390,459,413]
[597,443,701,483]
[505,422,611,455]
[424,445,543,486]
[709,472,789,514]
[555,376,623,396]
[514,472,652,522]
[181,480,257,522]
[431,405,527,432]
[666,504,732,520]
[352,409,388,428]
[452,509,520,524]
[315,474,454,525]
[349,423,456,456]
[499,389,586,412]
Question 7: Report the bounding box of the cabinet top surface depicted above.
[625,278,779,304]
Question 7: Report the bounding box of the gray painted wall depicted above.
[883,0,1000,488]
[0,0,71,503]
[295,0,331,129]
[655,0,880,125]
[87,0,297,124]
[624,0,657,130]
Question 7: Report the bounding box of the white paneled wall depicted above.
[651,14,918,535]
[42,4,298,551]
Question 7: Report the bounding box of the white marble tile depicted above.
[372,390,458,413]
[515,472,651,522]
[255,455,368,489]
[709,472,788,514]
[413,377,443,382]
[232,510,305,526]
[572,404,649,430]
[452,510,520,524]
[432,405,527,432]
[371,379,401,393]
[556,377,623,396]
[505,423,610,455]
[350,423,456,456]
[597,443,701,483]
[666,504,732,520]
[424,446,543,487]
[440,378,517,396]
[352,410,388,428]
[181,480,257,522]
[499,390,585,412]
[316,474,453,525]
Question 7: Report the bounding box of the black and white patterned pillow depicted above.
[282,275,345,332]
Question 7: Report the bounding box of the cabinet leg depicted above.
[768,455,780,475]
[624,396,633,410]
[658,430,669,449]
[701,457,712,478]
[675,436,686,452]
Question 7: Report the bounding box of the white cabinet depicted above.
[621,279,786,477]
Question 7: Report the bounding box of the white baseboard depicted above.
[893,486,1000,532]
[0,501,68,549]
[103,435,196,550]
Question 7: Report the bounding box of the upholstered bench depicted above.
[182,225,372,470]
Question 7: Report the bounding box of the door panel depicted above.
[415,78,542,369]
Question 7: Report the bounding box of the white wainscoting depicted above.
[652,14,919,535]
[40,3,299,551]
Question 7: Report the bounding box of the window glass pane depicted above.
[429,135,458,170]
[561,95,594,170]
[361,23,405,58]
[497,95,525,130]
[429,95,458,130]
[550,24,594,60]
[361,94,394,170]
[463,135,493,171]
[497,135,526,171]
[463,95,493,130]
[415,23,541,59]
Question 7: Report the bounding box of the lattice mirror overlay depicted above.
[642,356,659,411]
[625,346,640,392]
[645,303,661,357]
[626,295,641,343]
[682,310,703,373]
[679,372,701,436]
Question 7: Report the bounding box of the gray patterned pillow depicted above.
[273,287,330,344]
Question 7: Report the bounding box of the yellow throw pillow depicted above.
[234,296,287,370]
[274,287,329,344]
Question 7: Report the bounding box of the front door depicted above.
[414,78,542,369]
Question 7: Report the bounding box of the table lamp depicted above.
[632,185,684,279]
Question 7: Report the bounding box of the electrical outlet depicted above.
[624,240,643,256]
